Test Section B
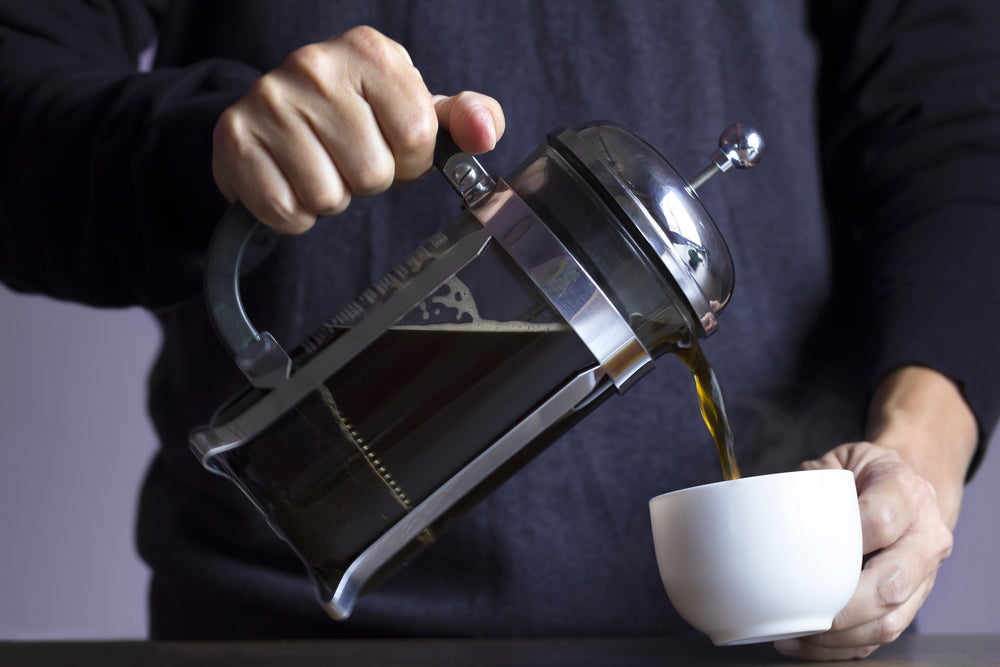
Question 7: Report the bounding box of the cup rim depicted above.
[648,468,855,507]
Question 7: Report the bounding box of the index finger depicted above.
[854,456,923,554]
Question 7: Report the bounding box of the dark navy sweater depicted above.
[1,0,998,639]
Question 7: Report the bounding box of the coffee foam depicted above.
[402,276,568,333]
[394,320,568,333]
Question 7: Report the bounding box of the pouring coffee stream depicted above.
[190,121,763,619]
[676,123,763,482]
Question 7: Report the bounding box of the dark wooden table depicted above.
[2,634,997,666]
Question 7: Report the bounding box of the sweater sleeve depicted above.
[0,1,261,309]
[810,0,1000,471]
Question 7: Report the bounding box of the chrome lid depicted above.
[550,123,762,336]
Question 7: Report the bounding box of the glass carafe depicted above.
[189,122,762,619]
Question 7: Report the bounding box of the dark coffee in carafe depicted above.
[215,319,596,591]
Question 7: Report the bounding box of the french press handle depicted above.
[203,130,494,389]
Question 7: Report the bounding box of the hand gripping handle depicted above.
[203,130,492,388]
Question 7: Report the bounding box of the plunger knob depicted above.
[688,124,764,192]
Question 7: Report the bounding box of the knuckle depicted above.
[926,522,955,567]
[394,114,436,154]
[283,43,338,95]
[862,499,899,546]
[263,193,297,224]
[342,25,394,63]
[211,113,255,199]
[452,89,495,118]
[259,193,309,233]
[279,218,315,235]
[212,109,246,151]
[936,526,955,561]
[910,474,936,505]
[876,565,911,607]
[285,42,326,74]
[829,606,852,632]
[876,610,908,644]
[451,89,477,105]
[348,156,394,195]
[303,189,349,217]
[248,74,288,115]
[330,191,351,216]
[857,645,880,659]
[390,119,436,181]
[324,198,351,217]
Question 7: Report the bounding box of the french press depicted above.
[189,121,763,620]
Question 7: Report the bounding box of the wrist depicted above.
[865,366,978,528]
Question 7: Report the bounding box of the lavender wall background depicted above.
[0,283,997,638]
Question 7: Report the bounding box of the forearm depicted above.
[812,0,1000,467]
[865,366,978,529]
[786,368,971,660]
[0,3,258,308]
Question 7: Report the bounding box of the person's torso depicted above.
[145,0,860,637]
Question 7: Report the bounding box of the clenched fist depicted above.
[212,26,504,234]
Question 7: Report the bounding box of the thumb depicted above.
[433,91,505,155]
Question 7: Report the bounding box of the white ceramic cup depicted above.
[649,469,862,646]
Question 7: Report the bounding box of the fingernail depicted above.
[774,639,801,655]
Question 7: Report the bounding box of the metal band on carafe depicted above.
[438,146,654,390]
[467,179,654,391]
